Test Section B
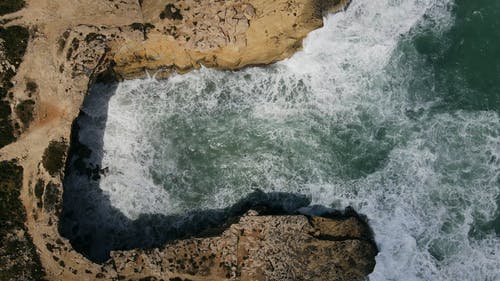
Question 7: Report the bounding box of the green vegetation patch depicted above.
[34,179,44,208]
[25,80,37,94]
[42,139,68,177]
[0,25,29,148]
[0,160,44,281]
[84,32,106,44]
[160,4,183,20]
[0,98,15,147]
[34,179,44,199]
[15,99,35,128]
[129,23,155,40]
[43,182,60,213]
[0,26,29,77]
[0,0,25,16]
[129,22,155,32]
[0,160,24,230]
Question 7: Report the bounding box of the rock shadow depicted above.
[59,81,369,263]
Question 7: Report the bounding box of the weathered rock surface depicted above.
[107,211,377,281]
[114,0,352,78]
[0,0,378,280]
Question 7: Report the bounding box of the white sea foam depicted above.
[333,112,499,280]
[71,0,500,279]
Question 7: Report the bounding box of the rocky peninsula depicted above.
[0,0,377,280]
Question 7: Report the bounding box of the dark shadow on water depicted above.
[59,81,369,263]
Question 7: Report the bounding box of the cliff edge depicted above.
[0,0,378,280]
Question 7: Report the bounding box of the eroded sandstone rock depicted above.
[106,211,377,281]
[113,0,352,78]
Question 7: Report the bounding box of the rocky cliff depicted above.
[0,0,378,280]
[113,0,351,78]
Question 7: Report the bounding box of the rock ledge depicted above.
[0,0,379,280]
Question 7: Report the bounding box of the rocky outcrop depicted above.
[107,211,376,281]
[0,0,378,280]
[113,0,351,78]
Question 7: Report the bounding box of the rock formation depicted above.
[113,0,351,78]
[107,212,377,281]
[0,0,378,280]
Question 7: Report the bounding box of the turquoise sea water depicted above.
[67,0,499,279]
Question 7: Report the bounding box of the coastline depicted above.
[0,0,378,280]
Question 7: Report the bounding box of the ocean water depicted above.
[66,0,499,279]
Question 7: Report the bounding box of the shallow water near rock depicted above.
[63,0,499,279]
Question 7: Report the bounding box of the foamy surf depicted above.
[65,0,500,279]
